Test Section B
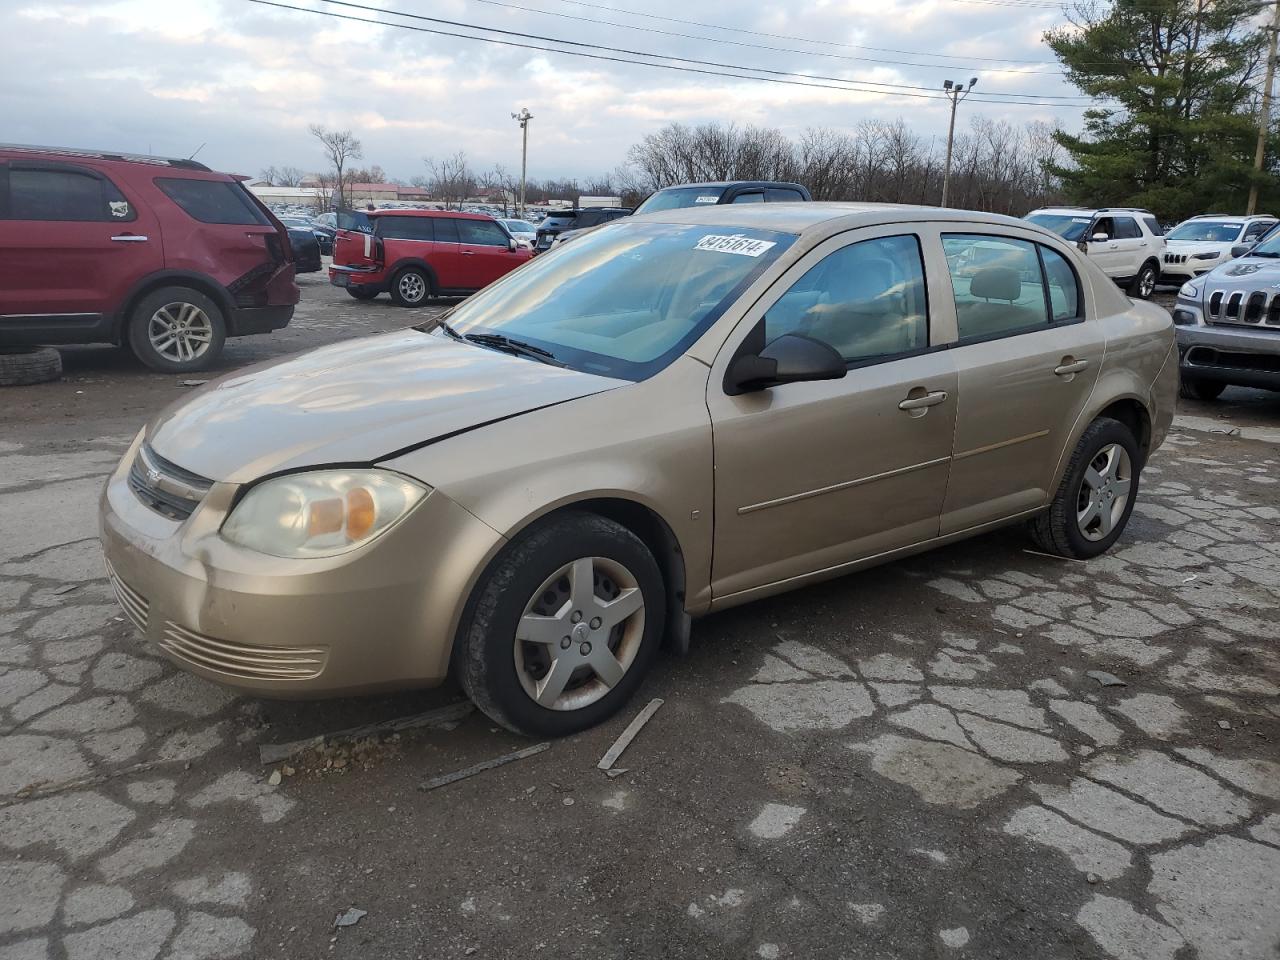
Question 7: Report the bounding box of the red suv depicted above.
[0,144,299,372]
[329,210,531,306]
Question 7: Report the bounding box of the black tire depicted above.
[0,347,62,386]
[126,286,226,373]
[456,512,666,738]
[1028,417,1141,560]
[1179,377,1226,402]
[389,267,432,307]
[1127,261,1158,299]
[346,287,378,301]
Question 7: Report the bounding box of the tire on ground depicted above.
[389,267,432,308]
[126,286,227,373]
[1127,260,1158,299]
[0,347,62,386]
[1179,377,1226,402]
[346,287,378,301]
[1028,416,1141,560]
[456,511,666,738]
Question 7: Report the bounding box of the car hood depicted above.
[1166,240,1231,255]
[146,330,625,484]
[1197,256,1280,292]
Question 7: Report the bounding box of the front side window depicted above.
[1112,217,1140,240]
[943,234,1050,340]
[440,221,793,380]
[1091,217,1115,240]
[7,167,133,222]
[764,234,928,362]
[1026,213,1094,242]
[766,188,804,202]
[458,219,509,246]
[156,178,270,226]
[731,192,764,204]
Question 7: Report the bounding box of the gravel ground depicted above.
[1,274,1277,960]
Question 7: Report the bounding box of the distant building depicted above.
[245,181,325,208]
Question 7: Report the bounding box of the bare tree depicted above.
[277,165,307,187]
[309,124,363,210]
[424,152,475,210]
[258,165,280,185]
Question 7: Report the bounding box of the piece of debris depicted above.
[1022,548,1084,563]
[334,908,366,929]
[1086,873,1100,885]
[419,742,551,792]
[1182,574,1198,584]
[1217,719,1232,730]
[52,584,78,595]
[597,698,665,771]
[267,769,282,786]
[605,768,629,779]
[179,379,209,387]
[259,701,474,764]
[1086,670,1127,688]
[562,797,575,806]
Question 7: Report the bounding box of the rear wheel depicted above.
[1179,377,1226,401]
[390,267,431,307]
[1028,417,1140,560]
[1128,261,1158,299]
[457,513,666,737]
[126,286,226,373]
[346,287,378,301]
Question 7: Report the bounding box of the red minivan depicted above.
[329,210,532,306]
[0,144,298,372]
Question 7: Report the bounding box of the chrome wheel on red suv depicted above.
[127,286,226,373]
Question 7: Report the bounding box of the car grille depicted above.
[128,444,212,520]
[1164,253,1188,265]
[1205,289,1280,330]
[106,559,150,633]
[159,621,328,681]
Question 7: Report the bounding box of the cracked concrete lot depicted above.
[2,277,1278,959]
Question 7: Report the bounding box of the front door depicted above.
[0,161,160,322]
[937,231,1104,534]
[707,228,958,600]
[1084,215,1126,278]
[456,218,523,289]
[1109,214,1149,278]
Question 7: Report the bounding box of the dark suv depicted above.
[534,207,631,253]
[632,181,812,214]
[0,144,299,372]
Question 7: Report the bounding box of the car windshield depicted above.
[434,221,793,380]
[634,186,727,215]
[1166,220,1243,242]
[1245,230,1280,257]
[1025,213,1094,242]
[502,220,535,234]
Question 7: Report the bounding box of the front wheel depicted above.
[1028,417,1140,560]
[126,286,226,373]
[1128,261,1158,299]
[456,513,666,737]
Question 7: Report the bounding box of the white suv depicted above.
[1160,214,1276,283]
[1024,207,1166,298]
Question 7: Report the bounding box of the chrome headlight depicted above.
[222,470,428,558]
[1178,281,1202,299]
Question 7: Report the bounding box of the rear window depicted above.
[338,210,373,233]
[6,167,134,222]
[156,178,270,225]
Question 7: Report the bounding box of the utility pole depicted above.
[1248,2,1280,215]
[941,77,977,208]
[512,107,533,219]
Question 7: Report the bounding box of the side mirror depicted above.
[508,237,518,251]
[1231,243,1254,258]
[725,334,846,395]
[1091,232,1110,243]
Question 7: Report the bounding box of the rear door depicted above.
[0,161,160,326]
[938,232,1103,533]
[457,218,522,288]
[151,176,283,283]
[429,217,468,290]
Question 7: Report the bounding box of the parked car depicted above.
[329,210,531,305]
[284,225,321,273]
[1159,214,1276,284]
[499,218,537,248]
[102,203,1174,736]
[0,143,299,372]
[1171,228,1280,399]
[533,207,631,253]
[279,216,334,256]
[1024,206,1165,299]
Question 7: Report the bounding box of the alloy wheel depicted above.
[398,272,426,303]
[1139,267,1156,298]
[148,302,213,364]
[514,556,645,711]
[1076,442,1132,541]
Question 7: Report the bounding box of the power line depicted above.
[461,0,1073,75]
[297,0,1099,103]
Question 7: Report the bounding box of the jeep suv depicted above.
[0,144,299,372]
[533,207,631,253]
[1024,207,1165,299]
[329,210,531,306]
[1160,214,1276,283]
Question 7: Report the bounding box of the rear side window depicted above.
[434,218,460,243]
[1142,216,1164,237]
[458,219,509,246]
[1112,217,1140,240]
[155,178,270,225]
[765,188,804,202]
[730,191,764,204]
[943,235,1049,341]
[377,216,434,241]
[575,211,605,228]
[6,167,134,222]
[1244,220,1273,241]
[1040,247,1081,322]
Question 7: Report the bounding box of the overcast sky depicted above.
[6,0,1088,183]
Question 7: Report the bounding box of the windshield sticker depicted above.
[694,195,720,204]
[695,234,777,257]
[1071,217,1090,223]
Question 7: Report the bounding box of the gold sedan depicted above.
[101,204,1177,736]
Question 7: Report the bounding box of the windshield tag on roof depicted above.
[695,234,777,257]
[694,195,720,204]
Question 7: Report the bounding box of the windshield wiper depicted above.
[464,332,565,366]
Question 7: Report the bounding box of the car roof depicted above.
[367,210,493,220]
[637,201,1041,236]
[0,142,213,172]
[655,181,804,190]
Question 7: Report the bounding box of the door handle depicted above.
[461,250,475,256]
[898,390,948,411]
[110,234,149,242]
[1055,358,1090,376]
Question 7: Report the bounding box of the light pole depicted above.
[941,77,977,209]
[512,107,532,218]
[1248,3,1280,215]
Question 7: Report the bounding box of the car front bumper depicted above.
[99,435,506,698]
[1175,309,1280,390]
